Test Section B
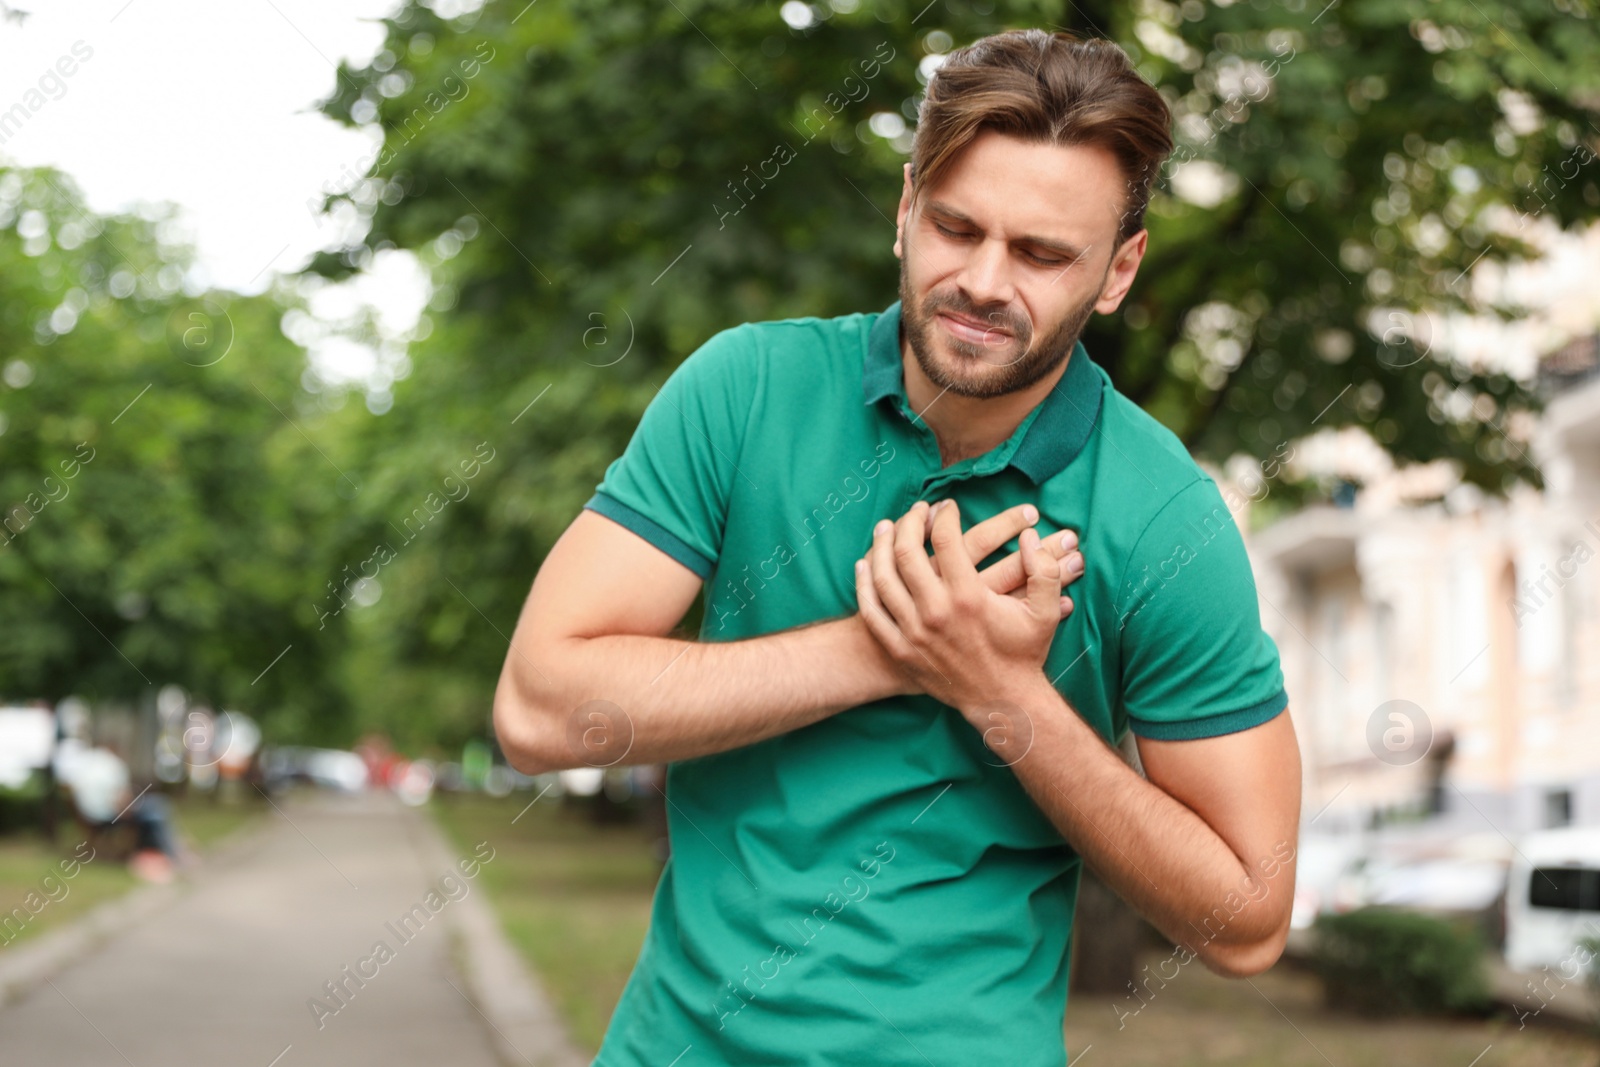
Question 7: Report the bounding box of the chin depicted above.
[928,355,1012,397]
[939,338,1021,374]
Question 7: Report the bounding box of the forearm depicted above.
[495,613,905,772]
[984,674,1289,975]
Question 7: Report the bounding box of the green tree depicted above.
[0,167,356,742]
[1116,0,1600,489]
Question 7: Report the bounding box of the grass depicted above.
[1064,949,1600,1067]
[434,791,1600,1065]
[0,789,264,953]
[170,788,265,849]
[428,791,661,1053]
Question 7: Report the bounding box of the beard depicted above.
[898,243,1104,400]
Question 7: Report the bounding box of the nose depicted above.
[956,236,1017,319]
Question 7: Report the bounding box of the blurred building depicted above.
[1248,334,1600,839]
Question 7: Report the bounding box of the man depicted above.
[494,28,1300,1067]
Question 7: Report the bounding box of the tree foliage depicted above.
[0,168,356,742]
[313,0,1600,489]
[1120,0,1600,486]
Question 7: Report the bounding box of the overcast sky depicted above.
[0,0,436,387]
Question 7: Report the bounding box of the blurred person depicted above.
[355,733,403,789]
[55,737,189,883]
[494,30,1300,1067]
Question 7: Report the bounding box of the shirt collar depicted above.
[863,299,1105,484]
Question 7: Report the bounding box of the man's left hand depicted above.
[853,498,1067,716]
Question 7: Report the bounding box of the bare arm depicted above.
[990,676,1302,977]
[492,510,894,773]
[493,503,1079,774]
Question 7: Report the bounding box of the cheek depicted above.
[906,230,965,285]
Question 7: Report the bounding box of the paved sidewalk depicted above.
[0,788,582,1067]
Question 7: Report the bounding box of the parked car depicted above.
[1293,833,1509,947]
[261,746,368,793]
[1291,834,1366,929]
[1505,826,1600,972]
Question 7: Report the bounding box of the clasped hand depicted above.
[853,498,1082,715]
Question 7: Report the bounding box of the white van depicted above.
[1505,826,1600,972]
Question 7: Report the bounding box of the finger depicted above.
[926,500,948,577]
[981,528,1079,594]
[983,527,1076,592]
[1014,588,1075,619]
[870,516,918,627]
[893,500,946,608]
[1020,526,1064,622]
[962,502,1042,564]
[1063,550,1084,585]
[926,497,979,590]
[855,557,916,660]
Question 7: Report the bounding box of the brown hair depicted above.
[910,29,1173,245]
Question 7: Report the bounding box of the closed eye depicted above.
[933,223,1068,268]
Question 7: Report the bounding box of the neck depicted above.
[900,329,1071,468]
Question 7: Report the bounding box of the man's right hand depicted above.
[856,501,1084,619]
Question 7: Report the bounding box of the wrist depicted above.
[957,669,1053,724]
[843,612,917,700]
[956,671,1054,767]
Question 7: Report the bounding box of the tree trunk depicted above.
[1070,865,1146,996]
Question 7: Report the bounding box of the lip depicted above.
[937,311,1012,345]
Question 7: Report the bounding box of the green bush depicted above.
[1311,907,1491,1016]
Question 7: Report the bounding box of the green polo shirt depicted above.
[582,300,1287,1067]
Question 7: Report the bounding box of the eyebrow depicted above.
[923,200,1090,263]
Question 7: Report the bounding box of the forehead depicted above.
[919,129,1126,250]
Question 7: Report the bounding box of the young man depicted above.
[495,29,1300,1067]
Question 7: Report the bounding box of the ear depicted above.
[894,162,914,260]
[1094,229,1148,315]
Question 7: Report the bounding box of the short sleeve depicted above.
[1114,477,1288,740]
[582,324,758,580]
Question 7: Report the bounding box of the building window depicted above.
[1545,788,1574,829]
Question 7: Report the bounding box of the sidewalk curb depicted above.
[0,811,276,1012]
[413,804,589,1067]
